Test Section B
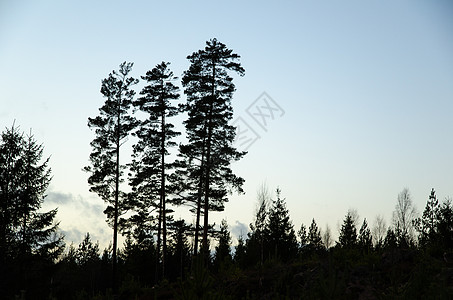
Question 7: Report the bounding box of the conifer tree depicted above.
[129,61,180,278]
[266,188,298,260]
[76,233,101,266]
[247,183,269,266]
[0,125,63,260]
[214,219,232,269]
[234,236,247,268]
[85,62,138,289]
[438,199,453,249]
[298,224,308,248]
[0,125,64,298]
[308,219,323,250]
[414,188,440,248]
[358,218,373,253]
[338,211,358,249]
[179,38,245,258]
[167,219,191,279]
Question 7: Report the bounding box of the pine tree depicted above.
[266,188,298,261]
[358,218,373,253]
[129,61,180,278]
[85,61,138,289]
[338,211,358,249]
[180,38,246,258]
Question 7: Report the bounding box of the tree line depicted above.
[1,38,453,298]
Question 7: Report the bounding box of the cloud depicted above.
[44,191,111,249]
[46,191,104,217]
[231,220,249,240]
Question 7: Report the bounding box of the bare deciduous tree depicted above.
[322,224,333,249]
[393,188,417,244]
[372,214,387,247]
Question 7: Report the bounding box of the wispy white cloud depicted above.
[43,191,112,249]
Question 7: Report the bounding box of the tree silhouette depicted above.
[0,125,63,259]
[414,188,440,248]
[266,188,298,261]
[372,215,387,249]
[338,211,358,249]
[392,188,417,246]
[0,124,64,298]
[180,38,245,258]
[307,218,323,250]
[298,223,308,249]
[129,61,180,278]
[214,219,232,270]
[85,61,138,290]
[248,183,269,266]
[167,219,191,280]
[322,224,333,249]
[358,218,373,253]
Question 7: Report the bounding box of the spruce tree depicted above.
[214,219,232,269]
[358,218,373,253]
[414,188,440,248]
[129,61,180,278]
[438,199,453,249]
[266,188,298,261]
[338,211,358,249]
[298,223,308,248]
[307,218,323,250]
[0,124,64,297]
[85,61,138,289]
[179,38,245,258]
[0,125,63,259]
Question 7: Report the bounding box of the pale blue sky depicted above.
[1,0,452,247]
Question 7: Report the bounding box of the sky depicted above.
[1,0,453,249]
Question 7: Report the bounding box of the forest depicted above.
[1,39,453,299]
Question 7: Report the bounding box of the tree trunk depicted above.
[113,111,120,294]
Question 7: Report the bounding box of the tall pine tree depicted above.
[179,38,245,258]
[85,62,138,289]
[129,61,180,278]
